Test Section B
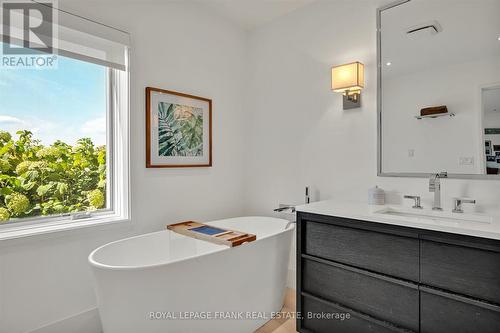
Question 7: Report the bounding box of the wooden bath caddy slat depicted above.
[167,221,256,247]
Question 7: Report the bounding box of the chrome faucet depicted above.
[429,172,447,211]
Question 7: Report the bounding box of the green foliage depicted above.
[158,103,204,157]
[87,189,104,209]
[0,130,11,143]
[0,130,106,222]
[6,193,30,216]
[0,159,11,172]
[0,207,10,221]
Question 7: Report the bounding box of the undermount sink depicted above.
[375,207,493,225]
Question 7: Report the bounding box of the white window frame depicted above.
[0,54,130,241]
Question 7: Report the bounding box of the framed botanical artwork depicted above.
[146,87,212,168]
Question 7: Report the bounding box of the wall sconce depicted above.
[331,62,364,109]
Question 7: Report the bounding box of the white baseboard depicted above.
[29,308,101,333]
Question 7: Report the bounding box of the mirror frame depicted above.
[376,0,500,179]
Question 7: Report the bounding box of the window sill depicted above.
[0,214,131,242]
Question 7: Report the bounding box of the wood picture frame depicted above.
[146,87,212,168]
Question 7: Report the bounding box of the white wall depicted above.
[243,0,381,213]
[484,88,500,128]
[243,0,500,275]
[0,2,247,333]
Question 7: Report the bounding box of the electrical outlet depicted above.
[408,149,415,157]
[459,157,474,166]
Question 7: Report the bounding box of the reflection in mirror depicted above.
[378,0,500,177]
[483,86,500,175]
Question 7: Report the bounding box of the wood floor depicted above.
[254,288,296,333]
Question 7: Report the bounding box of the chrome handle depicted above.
[461,199,476,204]
[404,195,423,209]
[452,198,476,213]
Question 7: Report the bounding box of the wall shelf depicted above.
[415,112,455,120]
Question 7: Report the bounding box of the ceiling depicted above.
[198,0,316,30]
[60,0,316,31]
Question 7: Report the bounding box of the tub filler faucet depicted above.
[273,205,296,213]
[429,172,447,211]
[273,186,311,213]
[273,186,311,229]
[273,204,296,230]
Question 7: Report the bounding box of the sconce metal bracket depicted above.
[343,93,361,109]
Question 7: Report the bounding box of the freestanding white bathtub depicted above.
[89,216,294,333]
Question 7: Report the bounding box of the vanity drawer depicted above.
[302,295,406,333]
[421,239,500,304]
[304,220,419,281]
[302,257,419,332]
[420,287,500,333]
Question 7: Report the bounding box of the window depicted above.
[0,5,129,237]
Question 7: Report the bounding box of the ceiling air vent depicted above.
[406,20,442,37]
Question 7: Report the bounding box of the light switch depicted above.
[408,149,415,157]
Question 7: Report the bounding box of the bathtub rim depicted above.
[88,216,294,271]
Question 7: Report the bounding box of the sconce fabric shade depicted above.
[331,62,364,93]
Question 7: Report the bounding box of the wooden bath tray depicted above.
[166,221,256,247]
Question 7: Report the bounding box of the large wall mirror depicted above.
[377,0,500,178]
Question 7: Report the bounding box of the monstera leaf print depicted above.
[158,102,204,157]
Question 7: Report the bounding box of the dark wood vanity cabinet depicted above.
[296,212,500,333]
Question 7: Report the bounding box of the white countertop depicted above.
[296,200,500,241]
